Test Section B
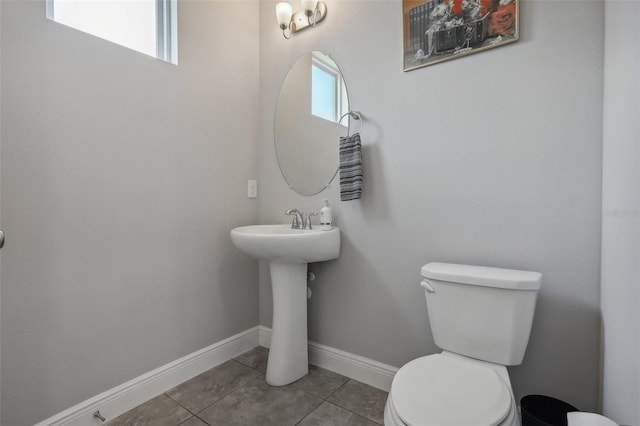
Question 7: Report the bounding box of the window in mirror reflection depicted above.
[311,52,347,123]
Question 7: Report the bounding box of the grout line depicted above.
[325,389,386,425]
[231,352,256,369]
[293,395,325,426]
[322,380,379,422]
[164,361,245,415]
[191,373,263,417]
[163,361,264,418]
[230,353,267,375]
[294,408,314,426]
[327,401,383,426]
[195,415,213,426]
[120,353,387,426]
[164,394,196,415]
[175,414,197,426]
[324,378,351,401]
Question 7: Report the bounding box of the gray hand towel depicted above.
[339,133,363,201]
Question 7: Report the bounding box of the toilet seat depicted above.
[389,354,512,426]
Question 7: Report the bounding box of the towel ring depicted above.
[338,111,363,137]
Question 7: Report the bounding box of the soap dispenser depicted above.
[319,199,332,231]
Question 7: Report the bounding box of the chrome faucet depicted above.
[285,208,304,229]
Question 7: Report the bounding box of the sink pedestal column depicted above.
[266,262,309,386]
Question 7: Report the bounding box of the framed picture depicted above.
[403,0,519,71]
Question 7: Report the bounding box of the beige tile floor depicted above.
[106,347,388,426]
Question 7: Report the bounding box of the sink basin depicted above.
[230,224,340,264]
[230,224,341,386]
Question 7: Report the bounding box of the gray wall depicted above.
[601,1,640,424]
[258,0,603,411]
[0,0,606,423]
[0,1,260,424]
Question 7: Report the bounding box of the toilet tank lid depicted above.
[421,262,542,290]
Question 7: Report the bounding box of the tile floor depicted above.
[106,346,388,426]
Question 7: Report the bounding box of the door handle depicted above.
[0,229,5,249]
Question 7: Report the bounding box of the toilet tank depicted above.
[421,262,541,366]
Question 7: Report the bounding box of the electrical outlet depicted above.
[248,180,257,198]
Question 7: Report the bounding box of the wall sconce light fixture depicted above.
[275,0,327,39]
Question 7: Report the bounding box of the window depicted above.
[311,52,347,123]
[46,0,178,64]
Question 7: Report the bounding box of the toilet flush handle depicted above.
[420,279,436,293]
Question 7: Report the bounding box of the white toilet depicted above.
[385,262,542,426]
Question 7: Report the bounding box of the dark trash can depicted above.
[521,395,580,426]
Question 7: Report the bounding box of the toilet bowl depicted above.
[384,352,519,426]
[384,263,541,426]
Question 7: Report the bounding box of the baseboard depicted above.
[36,325,397,425]
[258,326,398,392]
[34,327,260,426]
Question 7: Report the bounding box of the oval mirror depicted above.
[275,51,349,195]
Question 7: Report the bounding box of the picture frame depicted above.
[403,0,519,71]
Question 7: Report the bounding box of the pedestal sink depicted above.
[230,224,340,386]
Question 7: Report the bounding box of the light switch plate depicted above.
[248,180,257,198]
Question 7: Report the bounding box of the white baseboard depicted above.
[34,327,260,426]
[36,325,397,426]
[258,326,397,392]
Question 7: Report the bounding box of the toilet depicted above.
[385,262,542,426]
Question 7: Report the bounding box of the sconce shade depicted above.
[301,0,318,13]
[276,2,293,29]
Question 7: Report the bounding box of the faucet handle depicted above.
[304,212,318,230]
